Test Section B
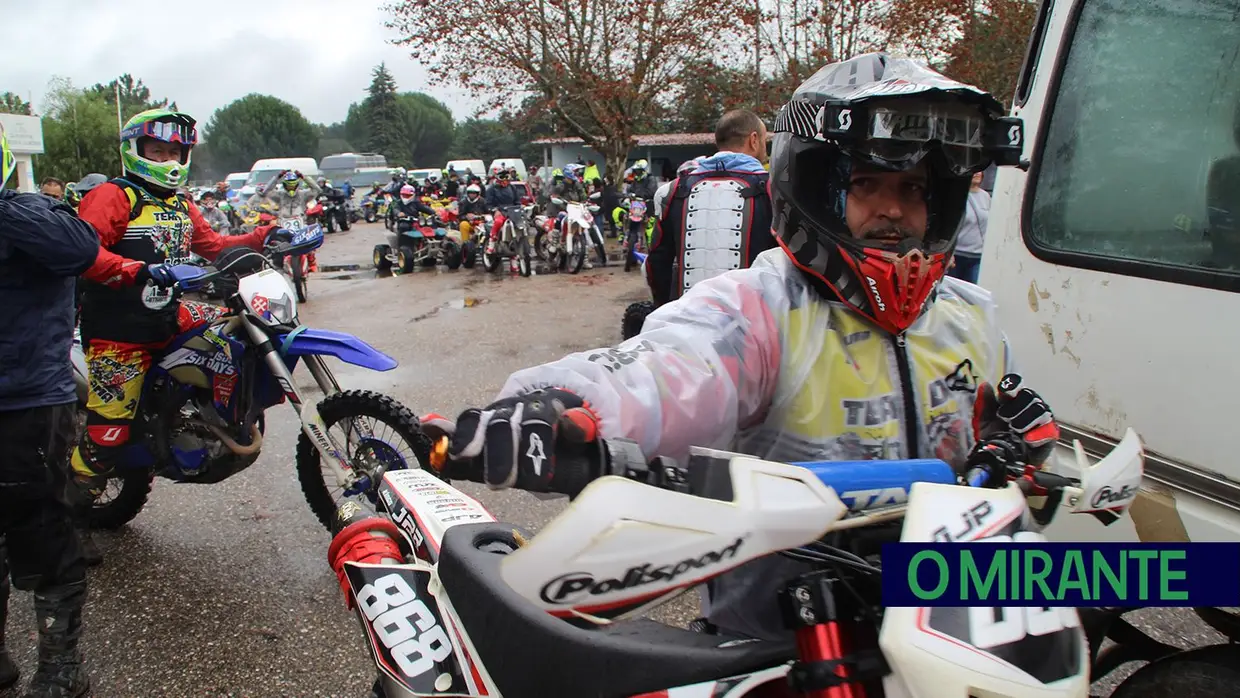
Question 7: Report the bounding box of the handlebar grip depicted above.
[432,437,625,498]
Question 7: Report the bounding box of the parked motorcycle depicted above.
[458,213,492,269]
[71,225,432,531]
[480,204,533,277]
[533,198,592,274]
[620,196,653,271]
[277,217,314,303]
[328,426,1146,698]
[373,211,463,274]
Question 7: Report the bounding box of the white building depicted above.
[0,113,44,193]
[531,132,720,182]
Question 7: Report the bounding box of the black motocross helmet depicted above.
[769,53,1023,335]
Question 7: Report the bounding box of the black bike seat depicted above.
[437,523,793,698]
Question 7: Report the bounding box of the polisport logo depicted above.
[538,537,746,605]
[1090,484,1137,509]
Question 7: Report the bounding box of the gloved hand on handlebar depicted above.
[422,388,601,491]
[966,373,1060,485]
[135,263,179,288]
[264,227,294,246]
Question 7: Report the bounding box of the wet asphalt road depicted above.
[2,221,1225,697]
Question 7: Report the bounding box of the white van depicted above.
[488,158,529,179]
[224,171,248,202]
[986,0,1240,547]
[240,157,321,199]
[445,159,486,179]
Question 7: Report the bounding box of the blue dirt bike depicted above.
[74,225,431,531]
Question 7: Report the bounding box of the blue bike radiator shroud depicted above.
[881,542,1240,607]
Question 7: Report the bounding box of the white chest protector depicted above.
[679,178,748,294]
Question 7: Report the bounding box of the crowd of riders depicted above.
[0,42,1034,696]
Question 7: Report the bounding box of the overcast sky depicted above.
[6,0,483,127]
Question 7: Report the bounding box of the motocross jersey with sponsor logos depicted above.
[498,247,1013,640]
[78,180,267,343]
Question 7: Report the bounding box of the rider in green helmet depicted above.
[69,108,287,511]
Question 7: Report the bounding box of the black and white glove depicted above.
[423,388,600,492]
[968,373,1060,483]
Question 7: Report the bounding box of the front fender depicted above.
[277,327,397,371]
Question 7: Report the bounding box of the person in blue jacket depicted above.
[0,122,100,697]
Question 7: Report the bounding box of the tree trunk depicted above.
[602,137,632,186]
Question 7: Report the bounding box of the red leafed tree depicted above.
[384,0,741,177]
[885,0,1040,107]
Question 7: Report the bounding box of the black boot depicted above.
[22,581,89,698]
[74,532,101,569]
[0,571,19,690]
[64,480,102,568]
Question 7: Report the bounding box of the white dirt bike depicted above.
[327,426,1146,698]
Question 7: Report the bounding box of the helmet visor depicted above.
[856,101,987,176]
[121,119,198,145]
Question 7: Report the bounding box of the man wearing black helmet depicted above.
[419,54,1058,643]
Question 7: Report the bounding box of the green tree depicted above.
[87,73,177,121]
[387,0,737,178]
[34,78,122,183]
[202,94,318,175]
[315,121,353,160]
[396,92,454,166]
[364,63,405,160]
[0,92,32,116]
[343,81,456,167]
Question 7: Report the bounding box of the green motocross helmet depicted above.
[0,120,15,189]
[119,108,198,190]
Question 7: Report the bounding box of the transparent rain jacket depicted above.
[257,175,322,220]
[499,248,1015,641]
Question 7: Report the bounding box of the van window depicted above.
[246,169,285,187]
[1026,0,1240,287]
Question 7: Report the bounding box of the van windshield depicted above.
[1028,0,1240,277]
[246,169,285,187]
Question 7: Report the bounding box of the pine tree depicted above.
[364,63,405,164]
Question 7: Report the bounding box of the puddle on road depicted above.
[323,270,381,281]
[410,297,488,323]
[319,263,364,273]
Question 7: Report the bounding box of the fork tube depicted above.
[783,578,868,698]
[303,355,342,395]
[795,623,864,698]
[240,314,357,490]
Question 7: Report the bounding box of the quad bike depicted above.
[361,194,380,223]
[69,225,431,531]
[373,211,463,274]
[308,191,351,233]
[328,421,1148,698]
[621,250,655,340]
[479,204,533,277]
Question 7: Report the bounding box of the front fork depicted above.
[780,575,887,698]
[241,315,368,492]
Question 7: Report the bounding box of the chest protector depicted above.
[666,170,770,300]
[81,179,195,343]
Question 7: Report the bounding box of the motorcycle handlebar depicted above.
[430,435,1083,504]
